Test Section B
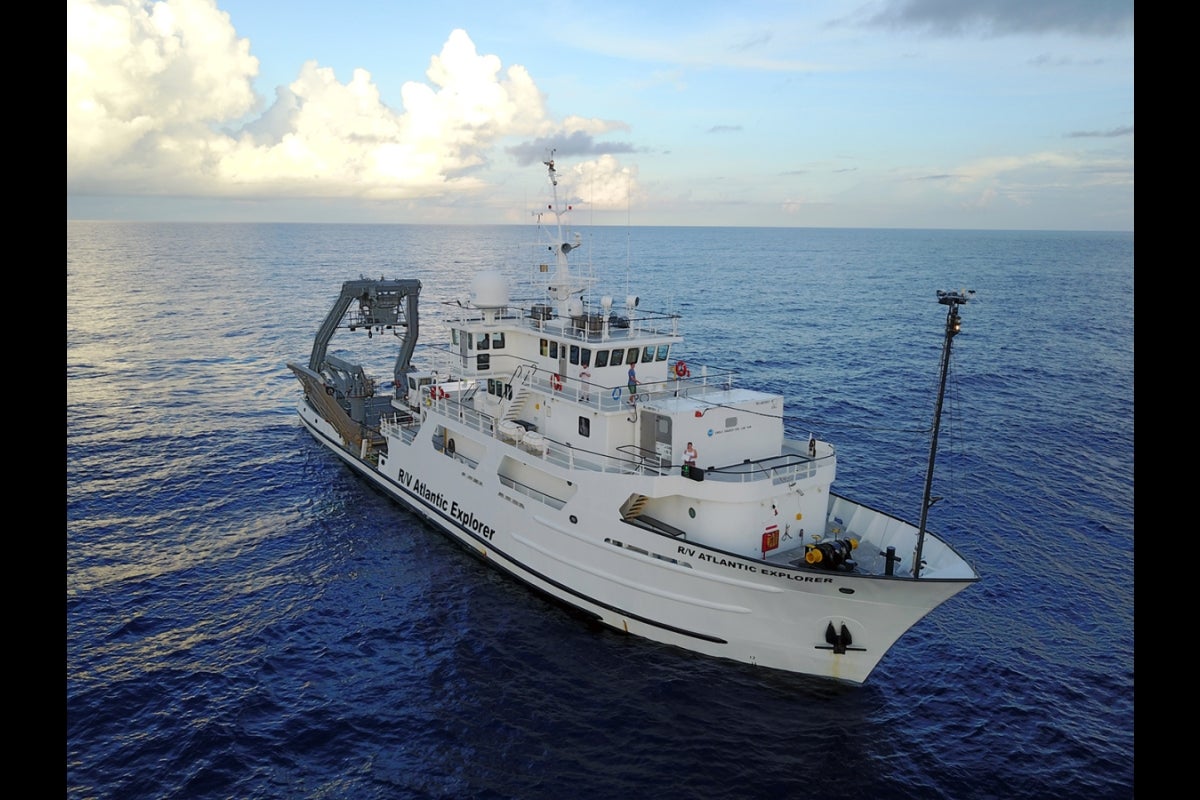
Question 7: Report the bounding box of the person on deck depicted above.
[578,366,591,401]
[684,442,698,466]
[627,364,638,404]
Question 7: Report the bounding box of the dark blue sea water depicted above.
[66,222,1134,799]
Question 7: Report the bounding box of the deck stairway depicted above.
[501,365,535,422]
[619,494,687,538]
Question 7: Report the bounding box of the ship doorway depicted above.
[640,412,672,468]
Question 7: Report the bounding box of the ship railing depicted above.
[700,451,833,484]
[561,368,741,413]
[416,347,470,379]
[383,356,827,484]
[417,392,665,476]
[628,368,738,406]
[464,359,740,414]
[516,302,682,341]
[410,341,741,413]
[379,413,421,444]
[498,474,567,510]
[381,396,835,485]
[436,298,683,341]
[541,442,669,476]
[438,302,527,325]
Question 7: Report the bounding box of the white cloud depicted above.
[67,0,259,191]
[65,1,1131,230]
[66,2,608,202]
[560,155,640,211]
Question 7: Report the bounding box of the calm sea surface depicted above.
[67,222,1134,799]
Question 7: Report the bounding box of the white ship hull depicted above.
[296,393,974,686]
[289,157,978,685]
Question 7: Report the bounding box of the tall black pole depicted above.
[913,289,971,579]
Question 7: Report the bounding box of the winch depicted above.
[805,538,859,571]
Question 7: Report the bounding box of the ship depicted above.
[288,156,980,685]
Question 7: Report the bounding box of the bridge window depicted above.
[656,345,669,361]
[595,349,610,368]
[610,348,624,366]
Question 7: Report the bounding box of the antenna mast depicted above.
[913,288,974,579]
[541,151,587,315]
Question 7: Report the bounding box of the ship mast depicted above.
[541,152,585,317]
[912,288,973,579]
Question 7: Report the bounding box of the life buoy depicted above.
[446,438,455,455]
[551,373,563,391]
[611,387,622,400]
[436,386,448,399]
[674,361,690,378]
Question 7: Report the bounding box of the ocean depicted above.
[66,221,1135,799]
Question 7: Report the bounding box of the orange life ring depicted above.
[551,373,563,391]
[674,361,690,378]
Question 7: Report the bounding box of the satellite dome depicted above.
[472,270,509,308]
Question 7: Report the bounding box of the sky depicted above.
[66,0,1134,230]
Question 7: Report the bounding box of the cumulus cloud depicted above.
[66,1,627,202]
[67,0,260,191]
[556,155,640,211]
